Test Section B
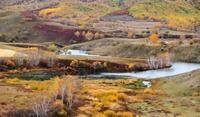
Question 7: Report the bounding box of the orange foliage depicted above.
[75,31,81,37]
[85,31,94,40]
[149,33,159,43]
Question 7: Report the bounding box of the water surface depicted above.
[99,63,200,79]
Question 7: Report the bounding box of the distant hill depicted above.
[128,0,200,29]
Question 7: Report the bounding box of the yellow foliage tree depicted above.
[82,31,86,36]
[94,32,100,39]
[127,32,134,39]
[85,31,94,40]
[100,33,105,38]
[149,33,159,44]
[74,31,81,37]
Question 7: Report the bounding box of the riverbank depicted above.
[65,38,200,63]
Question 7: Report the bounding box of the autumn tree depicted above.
[149,33,159,44]
[148,51,171,69]
[127,32,134,39]
[85,31,94,40]
[14,52,25,67]
[57,75,81,110]
[32,95,52,117]
[74,31,81,38]
[81,31,86,37]
[25,48,41,67]
[100,33,105,38]
[94,32,100,39]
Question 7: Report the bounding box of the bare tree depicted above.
[14,52,26,66]
[148,52,171,69]
[47,55,55,67]
[32,96,51,117]
[23,48,41,67]
[57,75,81,110]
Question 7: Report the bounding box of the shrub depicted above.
[159,41,167,46]
[117,93,127,101]
[29,82,49,90]
[57,109,67,117]
[116,111,134,117]
[178,40,183,45]
[103,110,116,117]
[53,99,67,117]
[48,44,58,52]
[32,95,52,117]
[93,112,106,117]
[190,40,194,45]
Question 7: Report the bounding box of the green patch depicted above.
[8,71,62,81]
[128,102,154,110]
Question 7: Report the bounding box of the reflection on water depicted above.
[142,81,151,87]
[99,63,200,79]
[59,49,88,56]
[58,49,99,56]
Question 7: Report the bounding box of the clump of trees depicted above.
[32,96,51,117]
[31,75,82,117]
[14,48,56,68]
[148,51,171,69]
[74,30,105,41]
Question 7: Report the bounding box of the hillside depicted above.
[128,0,200,29]
[0,0,200,44]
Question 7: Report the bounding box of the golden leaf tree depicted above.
[149,33,159,44]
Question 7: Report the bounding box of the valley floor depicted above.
[0,69,199,117]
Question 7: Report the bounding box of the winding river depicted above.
[98,62,200,79]
[59,49,200,79]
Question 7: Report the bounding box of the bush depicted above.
[32,95,52,117]
[159,41,167,46]
[94,112,106,117]
[178,40,183,45]
[190,40,194,45]
[48,44,58,52]
[53,99,67,116]
[116,112,134,117]
[103,110,116,117]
